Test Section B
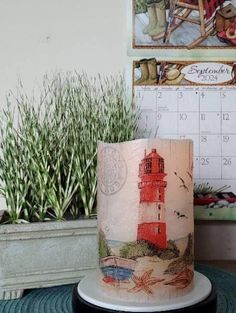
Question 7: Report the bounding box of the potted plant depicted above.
[0,73,138,299]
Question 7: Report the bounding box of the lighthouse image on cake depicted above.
[137,149,167,249]
[98,141,194,296]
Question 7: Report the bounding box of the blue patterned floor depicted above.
[197,264,236,313]
[0,264,235,313]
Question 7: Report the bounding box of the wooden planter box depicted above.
[0,219,98,300]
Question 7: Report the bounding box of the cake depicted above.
[97,138,194,303]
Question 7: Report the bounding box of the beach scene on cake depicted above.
[97,139,194,302]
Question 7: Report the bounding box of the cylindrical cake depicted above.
[97,138,194,303]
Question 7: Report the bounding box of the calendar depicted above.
[133,60,236,220]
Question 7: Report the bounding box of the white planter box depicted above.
[0,219,98,300]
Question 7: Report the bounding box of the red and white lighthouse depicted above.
[137,149,167,249]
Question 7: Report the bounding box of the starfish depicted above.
[128,269,165,295]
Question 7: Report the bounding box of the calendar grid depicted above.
[135,86,236,182]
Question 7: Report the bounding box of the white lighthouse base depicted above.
[72,271,217,313]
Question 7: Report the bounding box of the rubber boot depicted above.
[148,1,166,37]
[135,59,149,85]
[146,59,158,84]
[143,4,157,35]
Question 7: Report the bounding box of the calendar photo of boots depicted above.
[134,58,158,85]
[142,0,166,37]
[132,0,236,49]
[142,2,157,34]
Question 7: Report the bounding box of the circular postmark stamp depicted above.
[98,146,127,195]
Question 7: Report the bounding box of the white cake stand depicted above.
[72,271,217,313]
